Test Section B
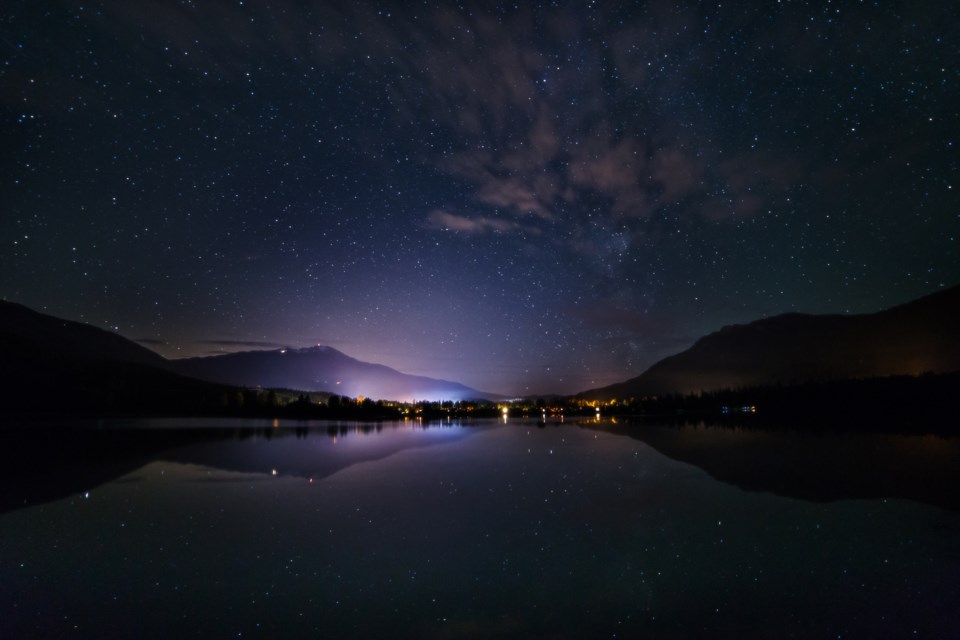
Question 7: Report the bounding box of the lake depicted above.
[2,417,959,638]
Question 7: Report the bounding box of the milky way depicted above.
[2,2,958,394]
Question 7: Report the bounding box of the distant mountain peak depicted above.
[293,345,340,354]
[171,342,497,401]
[0,301,499,402]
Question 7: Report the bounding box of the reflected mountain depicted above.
[7,418,960,519]
[0,420,481,514]
[591,420,960,512]
[157,420,478,482]
[0,426,218,513]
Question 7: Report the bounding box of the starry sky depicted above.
[2,1,958,395]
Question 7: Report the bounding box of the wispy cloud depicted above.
[700,153,804,220]
[135,337,166,346]
[650,148,703,204]
[400,10,790,237]
[95,1,802,251]
[569,137,651,217]
[425,209,537,235]
[198,340,286,349]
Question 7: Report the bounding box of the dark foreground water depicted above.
[2,418,959,638]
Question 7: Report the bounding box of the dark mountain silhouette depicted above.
[0,301,235,415]
[170,346,498,401]
[0,300,167,368]
[0,301,496,404]
[580,284,960,399]
[0,312,229,416]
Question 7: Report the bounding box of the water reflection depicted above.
[1,421,959,639]
[0,420,482,513]
[5,417,960,515]
[587,419,960,512]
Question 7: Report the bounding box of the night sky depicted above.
[2,1,958,395]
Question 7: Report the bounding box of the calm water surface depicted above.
[1,418,959,638]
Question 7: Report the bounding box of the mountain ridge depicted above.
[170,345,500,401]
[0,300,168,368]
[579,284,960,400]
[5,283,958,405]
[0,301,498,402]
